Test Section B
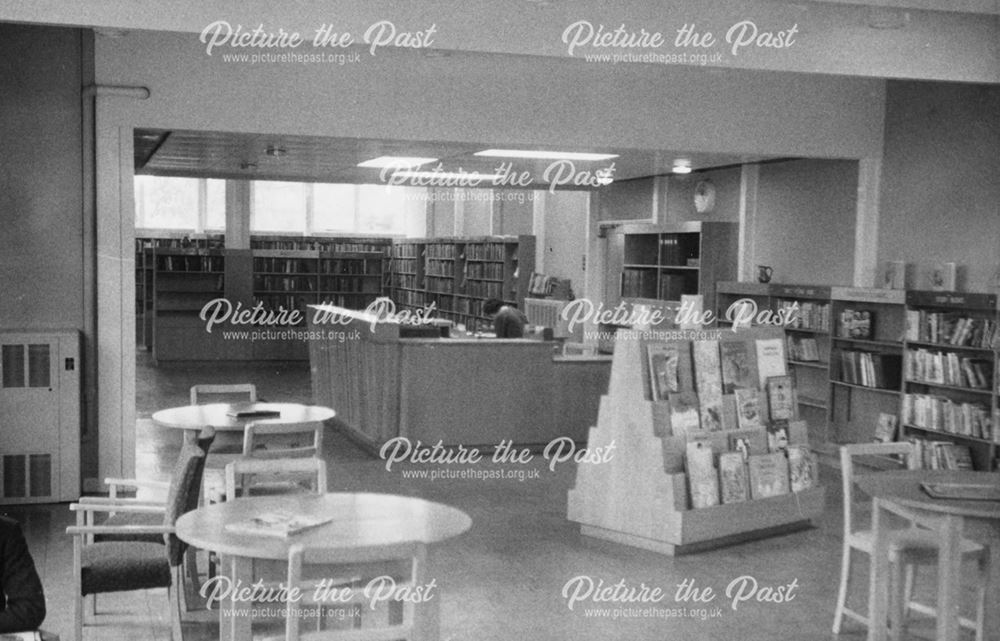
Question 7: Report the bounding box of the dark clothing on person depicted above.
[0,516,45,632]
[493,306,528,338]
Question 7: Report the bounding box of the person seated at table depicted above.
[0,515,46,633]
[483,298,527,338]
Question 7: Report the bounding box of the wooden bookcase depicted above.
[715,281,771,328]
[567,325,825,555]
[616,222,737,319]
[827,287,906,444]
[900,290,998,470]
[389,235,535,330]
[148,235,391,362]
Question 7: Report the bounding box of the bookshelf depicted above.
[567,326,825,555]
[900,290,998,470]
[618,222,737,318]
[715,281,771,328]
[770,284,832,441]
[389,235,535,329]
[147,235,391,362]
[827,287,906,445]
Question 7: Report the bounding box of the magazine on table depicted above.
[224,511,334,538]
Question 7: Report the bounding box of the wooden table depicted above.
[175,493,472,641]
[152,402,335,441]
[856,470,1000,641]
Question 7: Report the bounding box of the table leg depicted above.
[220,555,253,641]
[868,498,891,641]
[935,515,962,641]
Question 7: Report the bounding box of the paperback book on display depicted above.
[754,338,788,382]
[685,440,720,509]
[647,343,680,401]
[766,375,795,421]
[787,445,818,492]
[719,452,749,504]
[748,453,790,499]
[692,340,725,432]
[720,341,757,394]
[734,388,763,430]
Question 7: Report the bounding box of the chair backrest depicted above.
[285,541,423,641]
[190,383,257,405]
[224,457,327,502]
[164,428,215,567]
[839,442,916,537]
[243,420,324,459]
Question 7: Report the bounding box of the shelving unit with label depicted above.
[770,284,832,443]
[827,287,906,444]
[900,290,998,470]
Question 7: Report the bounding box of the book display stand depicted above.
[567,326,826,556]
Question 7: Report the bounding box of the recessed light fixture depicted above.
[265,145,288,158]
[474,149,619,161]
[672,159,692,174]
[240,161,258,171]
[358,156,438,169]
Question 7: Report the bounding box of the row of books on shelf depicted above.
[657,236,698,267]
[467,280,505,299]
[425,244,457,259]
[139,236,224,250]
[395,290,426,307]
[832,349,902,389]
[904,311,997,348]
[902,393,996,441]
[250,239,388,253]
[320,259,381,275]
[426,276,456,294]
[786,335,822,362]
[395,244,420,259]
[318,277,381,294]
[254,276,316,292]
[685,431,817,508]
[658,274,691,302]
[253,258,315,274]
[425,260,456,277]
[908,438,975,471]
[393,258,419,274]
[465,262,505,279]
[622,269,652,298]
[157,255,224,272]
[837,309,873,339]
[779,300,831,331]
[395,274,418,289]
[465,243,509,261]
[905,349,993,389]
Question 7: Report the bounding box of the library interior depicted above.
[0,3,999,641]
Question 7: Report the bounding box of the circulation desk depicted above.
[307,311,611,451]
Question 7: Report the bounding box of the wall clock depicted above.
[694,179,716,214]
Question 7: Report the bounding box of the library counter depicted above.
[308,310,611,451]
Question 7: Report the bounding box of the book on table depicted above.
[226,403,282,419]
[224,511,334,538]
[921,482,1000,501]
[0,633,42,641]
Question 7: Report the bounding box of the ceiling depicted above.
[134,128,780,188]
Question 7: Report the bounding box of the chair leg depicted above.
[170,566,185,641]
[888,561,908,641]
[72,536,84,641]
[974,553,990,641]
[833,544,852,633]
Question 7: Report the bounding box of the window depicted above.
[313,183,358,232]
[135,176,226,232]
[135,176,199,230]
[252,181,308,233]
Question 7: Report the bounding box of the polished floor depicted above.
[2,353,971,641]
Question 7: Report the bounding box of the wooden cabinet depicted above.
[616,222,737,317]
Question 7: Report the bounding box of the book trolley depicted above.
[567,325,826,555]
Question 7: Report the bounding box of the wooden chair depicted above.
[832,442,989,639]
[224,457,328,501]
[189,383,258,405]
[284,542,428,641]
[67,429,215,641]
[243,419,324,459]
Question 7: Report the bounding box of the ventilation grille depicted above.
[2,343,50,388]
[2,454,53,499]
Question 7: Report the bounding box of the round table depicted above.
[152,402,336,435]
[856,470,1000,641]
[176,493,472,641]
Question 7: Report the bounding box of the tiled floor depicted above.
[2,353,974,641]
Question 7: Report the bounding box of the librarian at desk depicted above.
[483,298,527,338]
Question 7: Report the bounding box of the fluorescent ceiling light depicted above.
[672,158,692,174]
[474,149,619,161]
[392,170,504,182]
[357,156,438,168]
